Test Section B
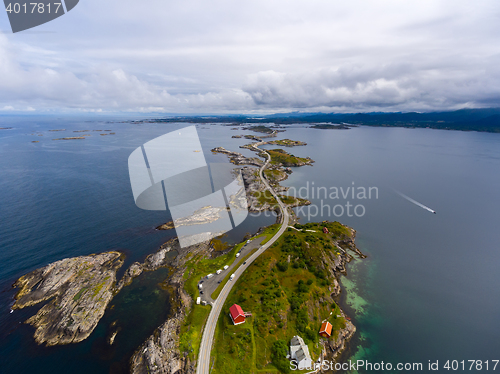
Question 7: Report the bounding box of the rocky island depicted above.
[267,138,307,147]
[12,251,124,346]
[52,137,86,140]
[310,123,353,130]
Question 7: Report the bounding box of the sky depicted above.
[0,0,500,114]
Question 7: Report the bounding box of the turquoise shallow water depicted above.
[0,118,499,373]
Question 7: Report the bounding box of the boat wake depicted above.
[395,190,436,214]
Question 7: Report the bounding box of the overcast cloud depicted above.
[0,0,499,113]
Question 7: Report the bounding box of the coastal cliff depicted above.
[130,238,211,374]
[12,251,124,346]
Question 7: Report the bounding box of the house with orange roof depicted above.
[319,321,333,338]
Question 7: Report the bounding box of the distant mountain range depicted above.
[151,108,500,133]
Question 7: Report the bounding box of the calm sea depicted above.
[272,126,500,372]
[0,116,499,373]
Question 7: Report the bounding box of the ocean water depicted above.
[274,126,500,372]
[0,117,275,374]
[0,117,499,373]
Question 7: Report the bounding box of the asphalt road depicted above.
[196,146,290,374]
[198,236,266,304]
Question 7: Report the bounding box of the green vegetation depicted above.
[180,239,246,361]
[211,224,282,300]
[212,318,256,374]
[211,237,230,252]
[268,139,307,147]
[183,238,243,300]
[278,194,310,207]
[180,223,284,360]
[264,169,287,182]
[248,125,274,134]
[255,223,281,245]
[310,124,351,130]
[92,276,110,297]
[272,340,291,373]
[211,221,351,374]
[210,246,258,300]
[179,304,211,360]
[73,287,88,301]
[266,149,312,167]
[252,185,307,208]
[252,189,278,208]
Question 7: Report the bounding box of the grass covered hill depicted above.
[264,148,314,167]
[211,221,357,374]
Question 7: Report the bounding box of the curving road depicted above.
[196,145,290,374]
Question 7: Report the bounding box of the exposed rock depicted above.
[12,251,124,346]
[240,167,279,213]
[323,314,356,364]
[157,206,230,233]
[261,148,314,167]
[174,206,226,227]
[130,238,209,374]
[213,142,312,214]
[338,226,367,259]
[108,327,120,345]
[263,167,288,183]
[52,137,86,140]
[156,221,175,230]
[267,139,307,147]
[243,134,262,141]
[211,147,263,167]
[115,262,144,291]
[144,247,172,270]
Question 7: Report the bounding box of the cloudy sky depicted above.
[1,0,499,113]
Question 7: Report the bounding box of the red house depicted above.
[323,227,329,234]
[229,304,246,325]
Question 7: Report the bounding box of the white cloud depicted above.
[0,0,499,112]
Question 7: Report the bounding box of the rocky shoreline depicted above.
[323,225,364,367]
[12,251,124,346]
[211,146,264,167]
[129,237,213,374]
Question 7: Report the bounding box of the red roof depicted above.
[229,304,245,320]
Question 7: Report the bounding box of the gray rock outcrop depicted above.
[12,251,124,346]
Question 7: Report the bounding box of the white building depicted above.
[290,335,312,370]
